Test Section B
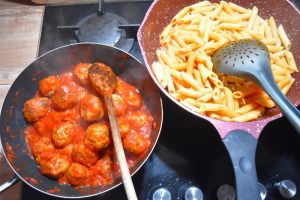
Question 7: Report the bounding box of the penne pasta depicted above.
[284,50,298,72]
[178,87,211,99]
[232,108,264,122]
[151,1,297,122]
[282,78,295,95]
[152,62,167,88]
[247,6,258,30]
[224,87,235,110]
[219,107,239,117]
[218,23,244,30]
[277,25,291,50]
[236,103,258,115]
[181,71,201,90]
[228,2,248,13]
[268,16,280,40]
[213,87,221,101]
[197,92,213,102]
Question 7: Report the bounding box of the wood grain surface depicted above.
[32,0,98,4]
[0,1,43,200]
[0,1,43,108]
[31,0,146,4]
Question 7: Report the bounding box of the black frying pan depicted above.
[0,43,163,198]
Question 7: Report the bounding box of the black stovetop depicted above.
[21,1,300,200]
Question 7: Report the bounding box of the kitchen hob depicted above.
[21,1,300,200]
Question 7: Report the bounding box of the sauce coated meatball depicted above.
[123,131,150,154]
[66,163,89,186]
[112,94,128,116]
[126,91,142,109]
[79,94,104,122]
[33,111,63,137]
[127,110,149,128]
[37,152,70,178]
[85,123,110,150]
[39,76,60,97]
[59,144,73,158]
[117,117,130,138]
[116,79,142,109]
[51,85,77,110]
[72,143,99,166]
[23,97,50,122]
[73,63,91,85]
[32,137,55,157]
[52,122,76,148]
[91,155,113,184]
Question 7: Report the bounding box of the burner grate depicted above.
[56,0,139,52]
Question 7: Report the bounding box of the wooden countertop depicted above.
[0,1,44,199]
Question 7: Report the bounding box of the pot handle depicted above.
[0,174,19,193]
[223,130,261,200]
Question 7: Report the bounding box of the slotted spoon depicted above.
[212,39,300,134]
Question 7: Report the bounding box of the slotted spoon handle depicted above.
[105,96,138,200]
[259,74,300,134]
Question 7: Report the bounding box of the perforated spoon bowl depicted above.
[212,39,300,134]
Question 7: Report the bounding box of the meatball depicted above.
[39,76,60,97]
[123,131,150,154]
[51,85,77,110]
[52,122,76,148]
[33,111,62,137]
[32,137,55,157]
[59,144,73,158]
[37,152,70,178]
[112,94,128,116]
[79,94,104,122]
[66,163,89,186]
[117,117,130,138]
[126,91,142,109]
[91,155,113,183]
[116,79,142,109]
[72,143,99,166]
[23,97,50,122]
[127,110,148,129]
[73,63,91,85]
[85,123,110,150]
[59,107,81,123]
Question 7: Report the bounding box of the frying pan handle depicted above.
[223,130,261,200]
[0,174,19,193]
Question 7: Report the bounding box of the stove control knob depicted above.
[276,179,297,199]
[259,183,267,200]
[217,184,236,200]
[184,186,203,200]
[153,188,171,200]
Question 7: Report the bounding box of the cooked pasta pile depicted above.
[152,1,298,122]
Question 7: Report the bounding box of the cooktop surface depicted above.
[21,1,300,200]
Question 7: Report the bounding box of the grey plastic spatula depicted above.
[212,39,300,134]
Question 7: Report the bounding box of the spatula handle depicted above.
[223,130,261,200]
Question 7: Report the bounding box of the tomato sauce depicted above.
[23,63,154,187]
[5,143,15,163]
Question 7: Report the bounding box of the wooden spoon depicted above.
[88,62,138,200]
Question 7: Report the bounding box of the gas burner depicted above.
[76,12,128,46]
[56,0,136,53]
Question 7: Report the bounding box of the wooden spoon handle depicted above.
[104,96,138,200]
